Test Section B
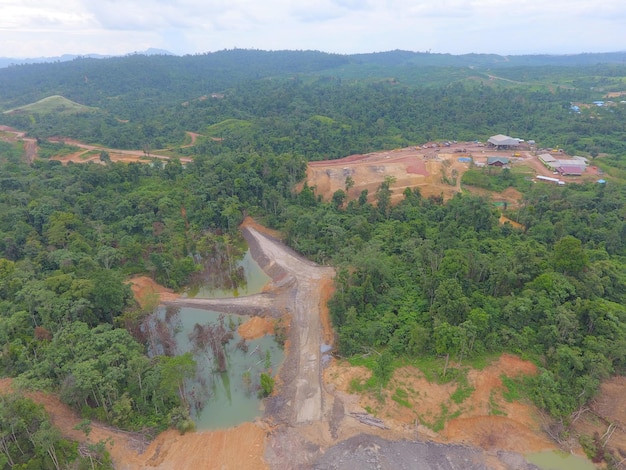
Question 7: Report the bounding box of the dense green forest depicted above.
[1,49,626,467]
[2,50,626,158]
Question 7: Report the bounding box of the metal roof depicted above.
[487,134,519,146]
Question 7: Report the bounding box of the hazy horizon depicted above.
[2,0,625,59]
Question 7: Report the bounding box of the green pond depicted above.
[153,247,281,429]
[184,249,271,299]
[168,307,284,430]
[526,450,595,470]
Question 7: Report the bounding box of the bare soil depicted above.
[304,146,469,203]
[324,354,555,455]
[304,142,595,204]
[239,316,277,340]
[570,376,626,465]
[128,275,180,309]
[0,378,268,470]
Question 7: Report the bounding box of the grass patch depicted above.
[206,119,254,139]
[451,382,474,405]
[462,167,532,193]
[412,356,442,382]
[465,353,498,370]
[37,141,81,159]
[449,367,474,404]
[501,375,522,402]
[489,390,507,416]
[4,95,97,115]
[391,388,412,408]
[429,404,462,432]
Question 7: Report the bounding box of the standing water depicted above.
[184,249,271,298]
[171,308,283,429]
[526,450,595,470]
[149,245,282,429]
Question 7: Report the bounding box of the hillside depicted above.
[1,48,625,470]
[3,95,97,115]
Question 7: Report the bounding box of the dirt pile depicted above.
[128,275,180,309]
[239,316,277,340]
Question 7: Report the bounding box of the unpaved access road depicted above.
[167,224,335,425]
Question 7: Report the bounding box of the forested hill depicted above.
[3,49,626,158]
[2,48,626,107]
[1,47,626,468]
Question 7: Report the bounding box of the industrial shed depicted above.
[557,165,584,176]
[539,153,558,167]
[487,134,520,148]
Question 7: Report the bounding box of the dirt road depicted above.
[244,226,335,423]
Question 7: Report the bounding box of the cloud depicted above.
[1,0,625,58]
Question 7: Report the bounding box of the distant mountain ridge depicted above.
[1,49,626,70]
[0,48,173,69]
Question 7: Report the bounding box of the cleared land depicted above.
[304,141,596,204]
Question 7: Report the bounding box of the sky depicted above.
[1,0,625,58]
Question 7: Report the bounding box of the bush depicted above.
[259,372,275,397]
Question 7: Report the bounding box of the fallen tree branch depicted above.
[350,412,389,430]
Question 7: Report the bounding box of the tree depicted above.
[332,189,346,208]
[89,269,131,324]
[99,151,111,164]
[259,372,274,397]
[159,353,196,404]
[553,235,588,276]
[345,175,355,193]
[430,278,469,325]
[375,176,395,216]
[433,321,461,377]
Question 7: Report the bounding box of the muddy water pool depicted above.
[184,249,271,298]
[156,247,281,429]
[526,450,595,470]
[171,307,283,429]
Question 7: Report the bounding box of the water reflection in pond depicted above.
[185,249,270,299]
[149,307,283,430]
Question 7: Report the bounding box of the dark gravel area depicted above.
[310,434,540,470]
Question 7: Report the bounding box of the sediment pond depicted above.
[184,249,271,298]
[172,307,283,429]
[155,246,282,429]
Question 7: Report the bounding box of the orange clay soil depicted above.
[240,216,283,239]
[127,275,180,309]
[238,316,276,340]
[571,376,626,460]
[0,378,269,470]
[318,276,336,345]
[325,353,558,455]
